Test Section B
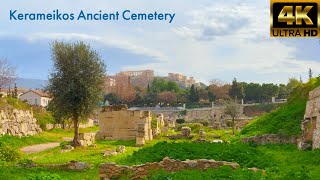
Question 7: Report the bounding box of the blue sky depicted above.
[1,0,319,84]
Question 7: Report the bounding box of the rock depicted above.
[74,162,89,171]
[181,127,191,137]
[63,145,74,150]
[211,140,223,143]
[103,150,118,157]
[117,145,125,154]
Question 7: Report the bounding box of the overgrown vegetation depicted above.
[150,166,265,180]
[0,97,31,110]
[241,78,320,136]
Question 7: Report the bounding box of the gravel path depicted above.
[20,142,61,154]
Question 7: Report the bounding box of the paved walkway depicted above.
[20,142,61,154]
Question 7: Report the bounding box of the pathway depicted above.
[20,142,61,154]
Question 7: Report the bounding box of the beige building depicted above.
[167,73,196,88]
[20,90,51,107]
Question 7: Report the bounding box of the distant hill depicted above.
[13,78,47,90]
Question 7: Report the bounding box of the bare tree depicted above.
[157,91,177,104]
[225,99,242,135]
[0,58,16,88]
[209,79,230,100]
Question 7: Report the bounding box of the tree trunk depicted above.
[232,117,235,135]
[72,115,81,147]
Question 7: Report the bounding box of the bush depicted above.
[199,121,209,127]
[150,166,265,179]
[176,123,203,133]
[26,172,62,180]
[0,142,21,162]
[120,141,273,168]
[33,109,55,130]
[176,119,185,124]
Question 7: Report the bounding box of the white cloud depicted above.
[1,0,319,83]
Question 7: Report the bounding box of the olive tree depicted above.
[46,41,106,146]
[225,100,242,135]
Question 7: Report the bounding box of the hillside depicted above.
[241,78,320,136]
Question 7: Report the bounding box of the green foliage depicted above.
[229,78,244,100]
[241,78,320,136]
[0,142,21,162]
[198,121,209,126]
[25,172,62,180]
[150,77,181,94]
[120,141,273,168]
[104,93,121,105]
[189,84,199,103]
[47,41,106,120]
[34,110,55,130]
[150,166,265,180]
[176,119,185,124]
[0,97,31,110]
[151,116,158,131]
[47,41,106,144]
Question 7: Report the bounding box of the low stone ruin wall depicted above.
[99,157,239,180]
[241,134,297,145]
[0,109,42,136]
[45,119,95,130]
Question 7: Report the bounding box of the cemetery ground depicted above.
[1,124,320,179]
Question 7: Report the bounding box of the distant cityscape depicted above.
[105,69,200,89]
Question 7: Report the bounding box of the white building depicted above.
[20,90,51,107]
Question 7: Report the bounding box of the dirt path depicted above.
[20,142,61,154]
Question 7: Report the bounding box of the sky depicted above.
[1,0,320,84]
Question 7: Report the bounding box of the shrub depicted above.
[0,142,21,162]
[176,119,185,124]
[25,172,62,180]
[199,121,209,127]
[150,166,265,179]
[120,141,273,168]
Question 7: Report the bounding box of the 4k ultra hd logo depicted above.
[271,0,320,37]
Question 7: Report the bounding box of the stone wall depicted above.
[185,107,225,121]
[79,132,95,147]
[99,157,239,180]
[45,119,95,130]
[0,109,42,136]
[96,105,153,146]
[241,134,297,145]
[299,86,320,150]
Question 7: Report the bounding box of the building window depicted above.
[35,99,38,105]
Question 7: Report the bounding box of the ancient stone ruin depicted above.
[299,87,320,150]
[99,157,239,180]
[96,105,153,146]
[78,133,96,147]
[0,109,42,136]
[241,134,297,145]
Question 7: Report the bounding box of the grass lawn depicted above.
[1,126,320,179]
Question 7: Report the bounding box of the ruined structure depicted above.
[99,157,239,180]
[0,109,42,136]
[96,105,153,146]
[241,134,297,145]
[299,87,320,150]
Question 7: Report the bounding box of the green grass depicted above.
[0,97,31,110]
[150,166,265,180]
[0,126,100,148]
[241,78,320,136]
